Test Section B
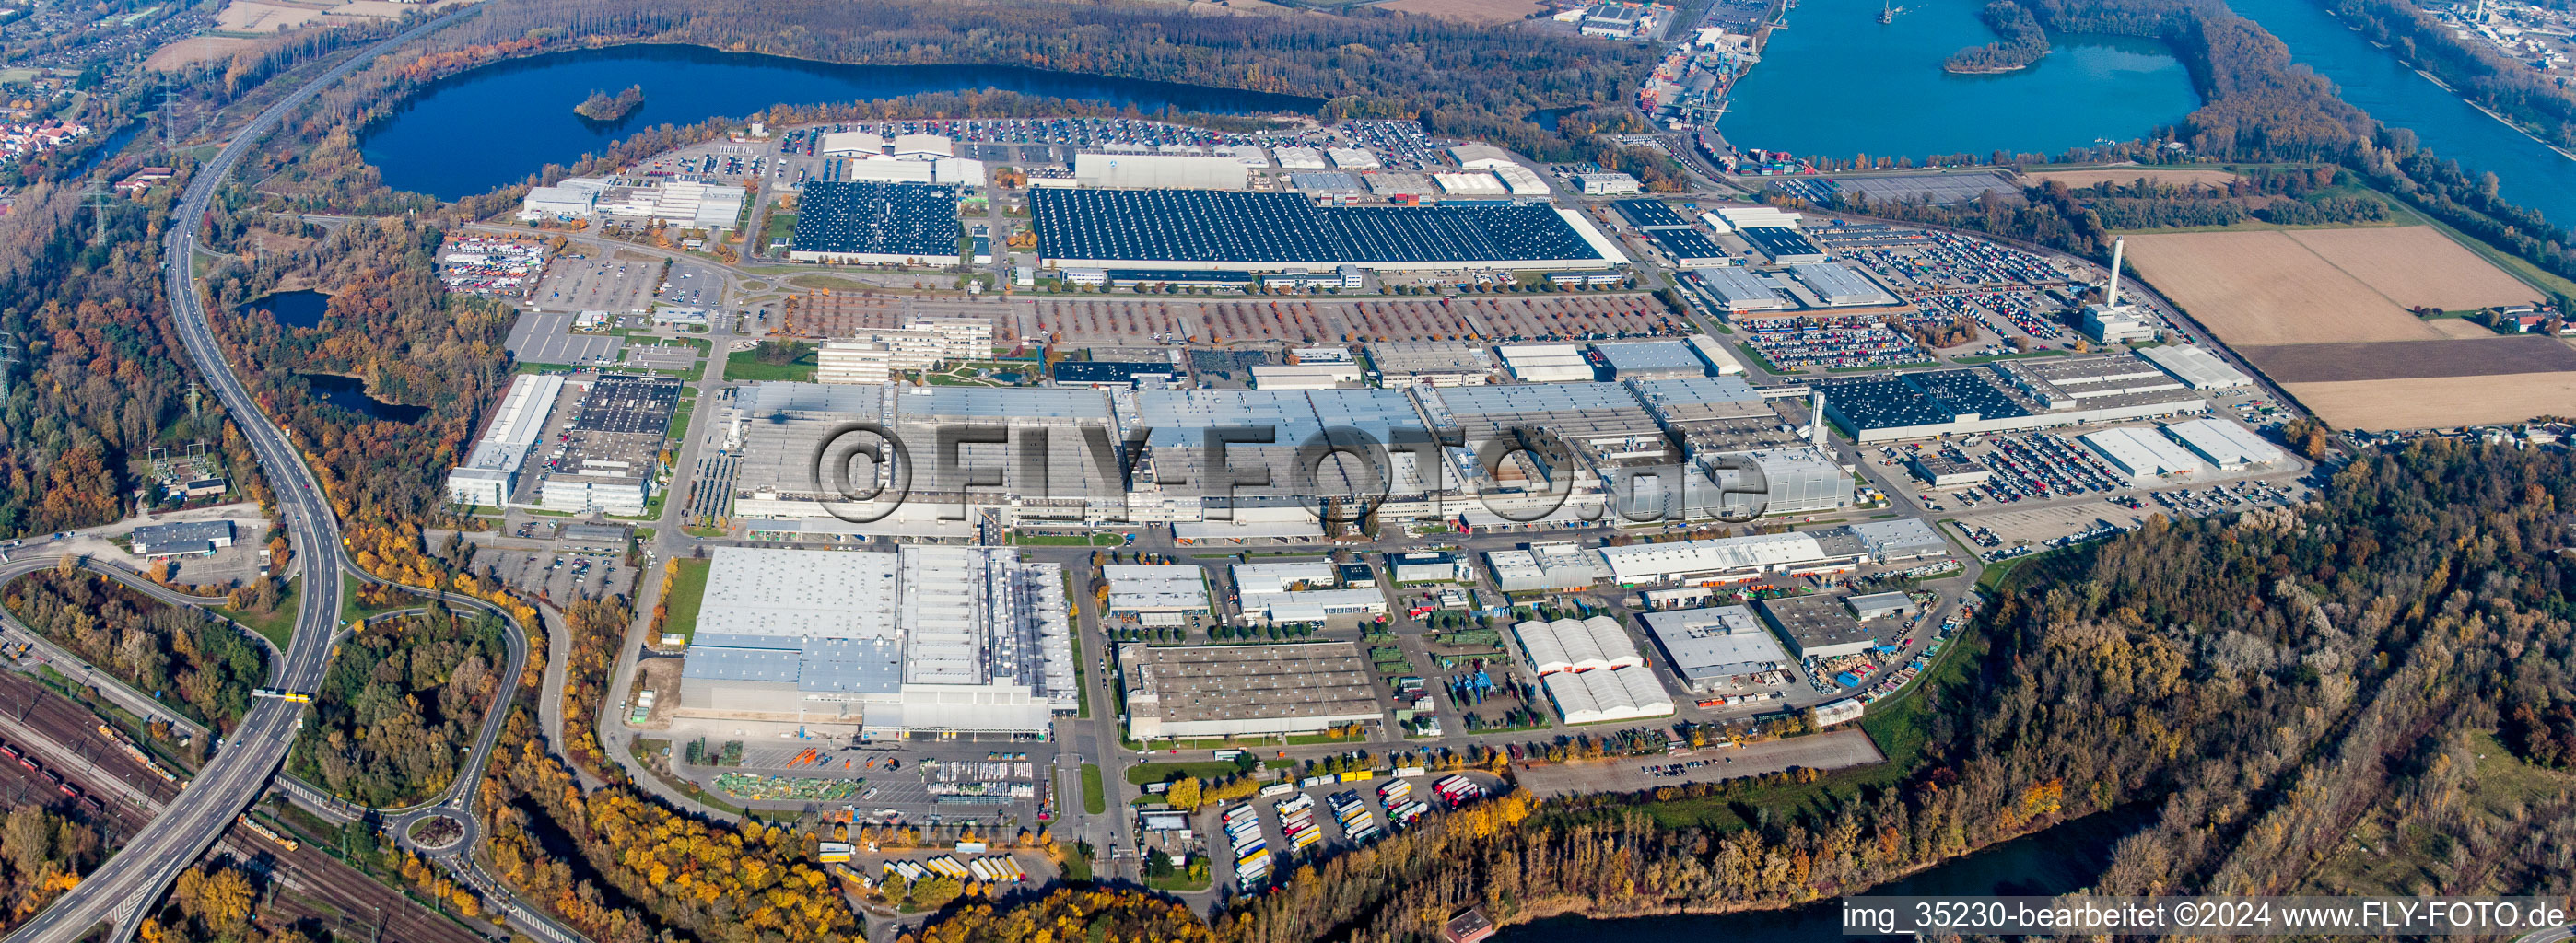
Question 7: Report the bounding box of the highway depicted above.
[0,9,481,943]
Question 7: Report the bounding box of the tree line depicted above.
[1,567,264,732]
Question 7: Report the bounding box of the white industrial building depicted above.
[1387,552,1471,584]
[1271,146,1329,169]
[893,134,954,158]
[517,177,613,221]
[446,373,566,506]
[1686,335,1749,376]
[676,546,1076,734]
[1232,560,1385,623]
[1485,542,1608,592]
[596,181,749,230]
[2164,418,2287,471]
[1690,267,1792,312]
[2079,425,2208,484]
[2137,344,2253,390]
[130,520,237,558]
[1713,206,1801,229]
[1492,165,1551,196]
[539,471,649,516]
[814,318,992,384]
[819,131,888,156]
[1367,342,1498,387]
[1434,172,1507,196]
[1073,153,1250,191]
[1103,565,1212,623]
[1848,518,1950,562]
[1495,343,1596,383]
[838,156,937,184]
[1596,530,1863,586]
[1638,605,1790,693]
[1121,642,1382,739]
[1593,339,1710,379]
[1249,362,1363,390]
[1449,144,1516,169]
[1788,262,1898,307]
[1574,172,1643,195]
[1539,664,1673,724]
[1512,616,1645,676]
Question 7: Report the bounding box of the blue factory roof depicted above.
[1032,189,1599,265]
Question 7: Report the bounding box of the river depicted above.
[2222,0,2576,227]
[1501,810,2143,942]
[357,45,1320,200]
[1716,0,2201,162]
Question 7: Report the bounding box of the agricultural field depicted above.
[2283,371,2576,431]
[2279,227,2547,310]
[2239,337,2576,383]
[2126,226,2565,431]
[2123,230,2448,345]
[1376,0,1545,23]
[2024,168,2246,189]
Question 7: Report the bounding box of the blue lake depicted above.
[240,289,333,331]
[301,373,427,424]
[1716,0,2201,162]
[358,45,1320,200]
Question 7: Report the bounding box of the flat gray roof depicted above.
[1594,339,1706,375]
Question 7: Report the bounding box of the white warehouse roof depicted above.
[1540,666,1673,724]
[2137,344,2254,390]
[1512,616,1645,676]
[2164,418,2287,470]
[1596,531,1835,584]
[2080,425,2207,483]
[697,547,901,641]
[1496,343,1596,383]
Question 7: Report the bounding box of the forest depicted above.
[0,803,105,937]
[0,175,268,542]
[286,608,507,807]
[0,567,265,732]
[1823,165,2389,252]
[1944,0,2052,73]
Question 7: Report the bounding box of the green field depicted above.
[724,346,818,382]
[661,558,713,643]
[1081,763,1107,814]
[216,580,299,650]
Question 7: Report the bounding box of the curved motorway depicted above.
[1,9,486,942]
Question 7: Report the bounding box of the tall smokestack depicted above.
[2105,238,2126,309]
[1809,388,1828,448]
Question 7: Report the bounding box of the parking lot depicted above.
[531,250,662,315]
[475,544,635,602]
[506,309,626,366]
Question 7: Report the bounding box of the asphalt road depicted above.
[1,10,481,943]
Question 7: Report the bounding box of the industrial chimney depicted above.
[2105,237,2126,309]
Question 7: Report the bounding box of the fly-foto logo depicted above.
[807,423,1776,525]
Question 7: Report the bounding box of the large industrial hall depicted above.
[675,546,1078,734]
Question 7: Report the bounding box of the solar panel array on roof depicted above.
[1647,228,1727,263]
[1031,190,1599,265]
[1819,370,2032,431]
[1739,226,1826,262]
[1612,199,1690,229]
[573,375,682,433]
[790,180,962,259]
